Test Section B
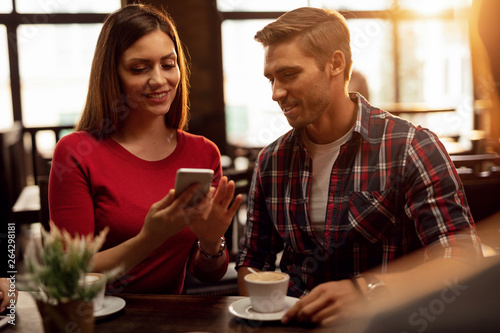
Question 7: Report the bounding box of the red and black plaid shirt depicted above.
[236,93,481,297]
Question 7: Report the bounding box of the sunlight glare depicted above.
[405,0,461,15]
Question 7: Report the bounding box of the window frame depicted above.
[218,7,461,112]
[0,0,122,124]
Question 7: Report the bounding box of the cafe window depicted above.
[0,24,13,130]
[18,24,102,127]
[219,0,474,152]
[15,0,120,13]
[0,0,121,151]
[0,2,13,13]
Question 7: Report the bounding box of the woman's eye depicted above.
[162,62,176,69]
[131,67,147,73]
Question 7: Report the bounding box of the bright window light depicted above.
[17,24,102,129]
[0,25,13,130]
[15,0,121,13]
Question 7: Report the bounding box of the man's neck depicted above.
[305,94,357,144]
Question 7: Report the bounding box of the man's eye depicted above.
[284,72,296,79]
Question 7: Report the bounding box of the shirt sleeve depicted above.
[404,128,482,264]
[236,151,284,271]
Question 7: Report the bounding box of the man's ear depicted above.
[327,50,346,77]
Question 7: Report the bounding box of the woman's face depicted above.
[118,30,180,118]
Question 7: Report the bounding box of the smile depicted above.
[145,92,167,99]
[281,104,296,113]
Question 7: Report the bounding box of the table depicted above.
[11,185,40,224]
[3,292,365,333]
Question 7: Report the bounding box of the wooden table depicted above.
[3,292,365,332]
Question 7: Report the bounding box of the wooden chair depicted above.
[0,122,27,225]
[452,153,500,222]
[38,175,50,232]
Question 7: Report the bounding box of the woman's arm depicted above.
[92,184,217,277]
[188,176,242,282]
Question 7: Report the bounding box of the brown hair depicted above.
[76,4,190,138]
[254,7,352,84]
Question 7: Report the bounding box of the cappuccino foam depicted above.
[246,272,287,282]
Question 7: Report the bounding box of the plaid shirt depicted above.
[236,93,481,297]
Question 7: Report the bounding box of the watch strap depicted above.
[197,237,226,259]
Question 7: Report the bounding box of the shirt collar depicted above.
[286,92,372,146]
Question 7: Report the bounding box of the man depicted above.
[236,7,481,326]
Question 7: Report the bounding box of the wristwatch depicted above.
[363,274,389,301]
[197,237,226,259]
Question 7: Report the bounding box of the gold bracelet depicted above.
[197,237,226,259]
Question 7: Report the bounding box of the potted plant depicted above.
[24,221,109,333]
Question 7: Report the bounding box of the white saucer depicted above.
[0,315,9,328]
[228,296,299,321]
[94,296,126,319]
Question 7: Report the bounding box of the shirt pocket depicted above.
[347,188,398,243]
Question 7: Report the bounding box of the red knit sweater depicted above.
[49,129,224,294]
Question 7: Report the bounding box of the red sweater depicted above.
[49,130,223,294]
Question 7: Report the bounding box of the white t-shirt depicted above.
[301,127,354,244]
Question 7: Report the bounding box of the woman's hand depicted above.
[139,184,215,248]
[190,176,243,252]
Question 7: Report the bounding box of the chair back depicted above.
[0,122,27,224]
[38,175,50,231]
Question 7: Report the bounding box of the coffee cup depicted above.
[244,271,290,313]
[80,273,106,312]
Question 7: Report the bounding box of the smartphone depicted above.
[174,168,214,206]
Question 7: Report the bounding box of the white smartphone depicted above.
[174,168,214,206]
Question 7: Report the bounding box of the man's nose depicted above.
[271,81,287,102]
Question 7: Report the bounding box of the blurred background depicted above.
[1,0,500,281]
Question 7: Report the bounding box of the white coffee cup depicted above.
[244,271,290,313]
[80,273,106,312]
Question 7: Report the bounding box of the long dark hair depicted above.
[76,4,191,138]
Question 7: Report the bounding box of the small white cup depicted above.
[244,271,290,313]
[80,273,106,312]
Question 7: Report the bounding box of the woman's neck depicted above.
[112,117,178,161]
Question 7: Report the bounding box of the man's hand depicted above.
[281,279,366,326]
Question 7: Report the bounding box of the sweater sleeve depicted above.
[49,132,96,236]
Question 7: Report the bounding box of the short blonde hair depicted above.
[255,7,352,83]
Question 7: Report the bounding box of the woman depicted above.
[49,4,242,294]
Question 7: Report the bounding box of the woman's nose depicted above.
[148,67,166,88]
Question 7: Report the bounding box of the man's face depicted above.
[263,37,334,129]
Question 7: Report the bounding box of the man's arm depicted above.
[282,255,479,326]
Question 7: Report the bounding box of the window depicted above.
[0,2,12,13]
[219,0,474,152]
[15,0,119,13]
[0,25,12,129]
[1,0,120,151]
[18,24,102,127]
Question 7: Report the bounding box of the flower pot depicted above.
[36,299,94,333]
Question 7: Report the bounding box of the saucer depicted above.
[228,296,299,321]
[94,296,126,319]
[0,316,9,328]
